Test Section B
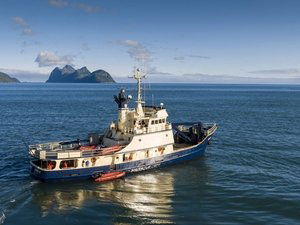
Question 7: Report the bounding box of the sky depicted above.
[1,0,300,83]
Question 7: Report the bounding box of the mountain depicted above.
[0,72,20,83]
[46,65,116,83]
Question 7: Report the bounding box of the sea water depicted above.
[0,83,299,224]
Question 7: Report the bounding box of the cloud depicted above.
[174,56,185,61]
[182,73,244,81]
[48,0,100,13]
[35,51,75,67]
[12,16,27,26]
[173,54,210,61]
[48,0,68,8]
[248,69,300,75]
[22,28,33,35]
[122,69,300,83]
[187,55,210,59]
[75,3,100,13]
[147,67,173,76]
[117,40,152,64]
[180,73,300,83]
[12,16,33,36]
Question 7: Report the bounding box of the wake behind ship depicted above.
[28,69,217,181]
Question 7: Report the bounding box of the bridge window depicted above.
[46,161,56,170]
[34,160,56,170]
[60,160,77,169]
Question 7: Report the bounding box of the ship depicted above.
[28,69,217,181]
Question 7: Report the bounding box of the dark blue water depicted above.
[0,83,299,225]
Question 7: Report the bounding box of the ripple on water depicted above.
[1,83,300,225]
[0,211,5,225]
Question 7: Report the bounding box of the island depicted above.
[0,72,20,83]
[46,65,116,83]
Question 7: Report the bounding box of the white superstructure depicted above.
[103,69,174,153]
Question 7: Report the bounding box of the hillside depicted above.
[0,72,20,83]
[46,65,115,83]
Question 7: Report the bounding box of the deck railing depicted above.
[29,147,111,160]
[204,123,217,137]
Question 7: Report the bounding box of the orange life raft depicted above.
[80,145,97,151]
[94,171,125,182]
[101,145,123,155]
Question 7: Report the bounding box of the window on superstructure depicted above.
[129,153,134,160]
[151,120,154,125]
[141,120,146,127]
[123,153,134,161]
[158,147,165,155]
[155,120,158,124]
[159,119,162,123]
[60,160,77,169]
[41,160,47,169]
[46,160,56,170]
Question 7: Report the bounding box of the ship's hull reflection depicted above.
[32,171,175,224]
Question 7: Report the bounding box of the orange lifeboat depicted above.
[94,171,125,182]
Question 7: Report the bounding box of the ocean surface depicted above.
[0,83,299,225]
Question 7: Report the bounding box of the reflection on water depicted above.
[30,161,211,224]
[32,171,176,224]
[2,83,299,224]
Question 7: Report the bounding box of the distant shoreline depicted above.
[1,82,300,85]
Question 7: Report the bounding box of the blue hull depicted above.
[30,138,210,181]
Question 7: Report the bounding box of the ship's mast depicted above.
[132,68,145,117]
[135,68,143,104]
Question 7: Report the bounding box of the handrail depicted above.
[29,145,125,160]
